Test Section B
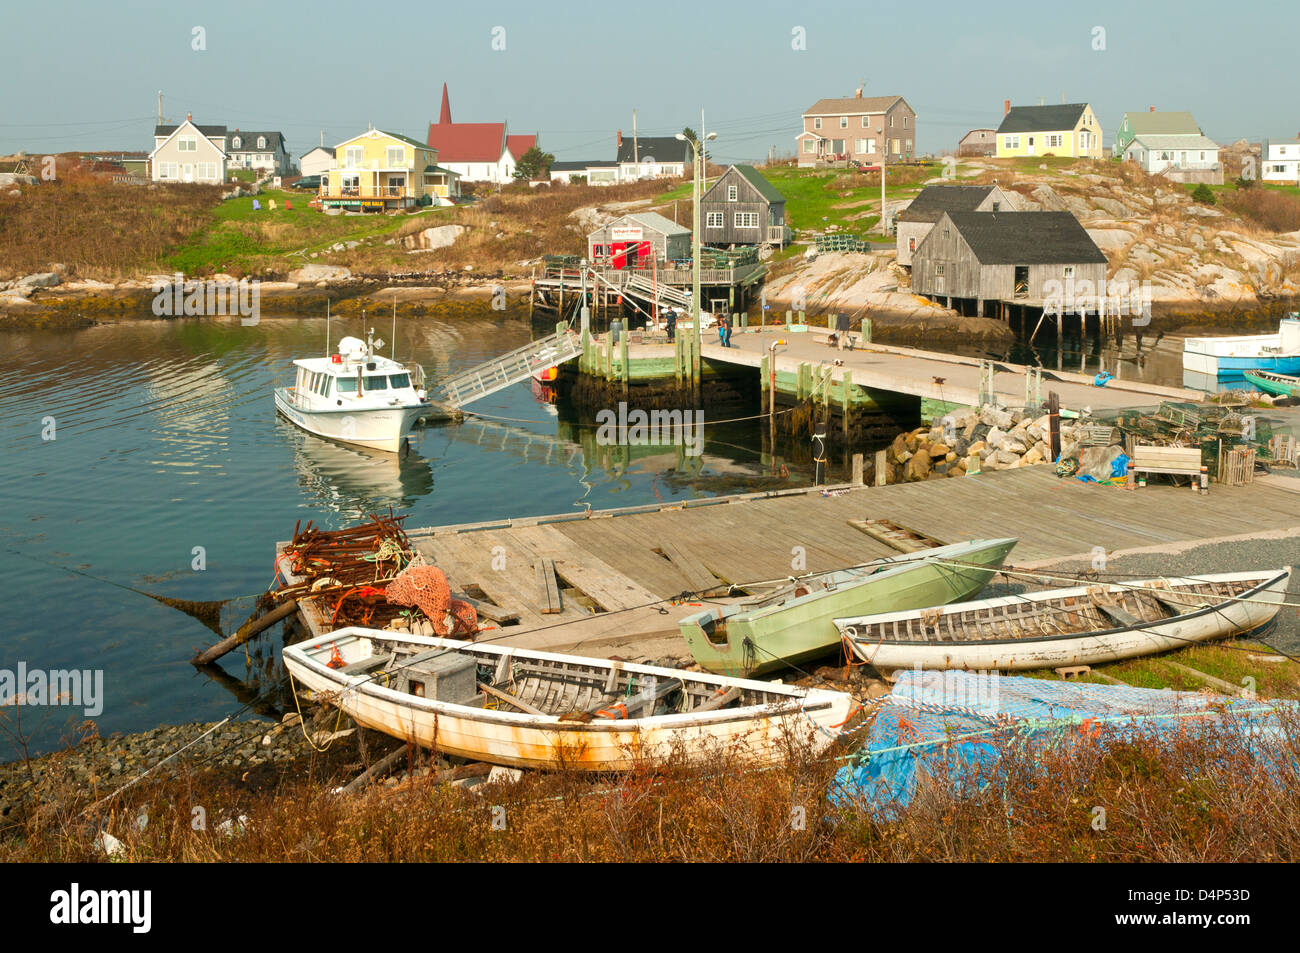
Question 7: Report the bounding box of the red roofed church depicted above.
[426,84,538,184]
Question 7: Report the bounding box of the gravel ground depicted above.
[1002,532,1300,656]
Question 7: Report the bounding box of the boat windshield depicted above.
[389,373,410,389]
[336,376,358,395]
[364,375,388,391]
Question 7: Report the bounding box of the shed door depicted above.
[610,242,628,269]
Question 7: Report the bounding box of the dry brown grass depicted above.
[5,711,1299,862]
[1224,188,1300,233]
[0,166,224,280]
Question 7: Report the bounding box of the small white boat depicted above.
[274,329,430,452]
[1182,316,1300,376]
[835,569,1291,673]
[283,627,854,771]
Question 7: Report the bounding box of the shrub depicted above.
[1192,184,1216,205]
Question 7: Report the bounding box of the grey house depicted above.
[911,211,1107,315]
[896,183,1018,266]
[227,130,291,174]
[587,211,691,267]
[699,164,789,247]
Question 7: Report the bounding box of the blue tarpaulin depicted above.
[830,670,1298,819]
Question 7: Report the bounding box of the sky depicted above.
[2,0,1296,162]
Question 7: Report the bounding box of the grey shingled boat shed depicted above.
[911,211,1107,314]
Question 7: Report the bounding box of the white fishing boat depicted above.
[282,627,854,771]
[1182,316,1300,376]
[834,568,1291,673]
[274,328,431,452]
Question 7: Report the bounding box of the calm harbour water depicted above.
[0,313,806,755]
[0,311,1248,756]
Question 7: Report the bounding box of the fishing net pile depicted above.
[386,563,478,637]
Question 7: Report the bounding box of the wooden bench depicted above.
[1127,444,1208,494]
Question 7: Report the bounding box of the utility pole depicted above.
[633,109,638,164]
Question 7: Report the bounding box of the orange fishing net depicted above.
[385,564,478,637]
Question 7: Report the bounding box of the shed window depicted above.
[935,263,945,276]
[734,212,758,228]
[706,212,723,228]
[727,184,737,202]
[1064,266,1075,278]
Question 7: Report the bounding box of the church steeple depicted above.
[438,83,451,125]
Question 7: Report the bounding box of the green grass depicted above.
[166,189,449,274]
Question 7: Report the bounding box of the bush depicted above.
[1192,184,1216,205]
[1225,187,1300,233]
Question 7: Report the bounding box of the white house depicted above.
[1122,134,1220,173]
[299,146,336,178]
[227,130,292,175]
[149,115,227,184]
[1262,137,1300,183]
[615,133,690,182]
[549,159,619,185]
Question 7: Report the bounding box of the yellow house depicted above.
[322,128,460,211]
[994,103,1103,159]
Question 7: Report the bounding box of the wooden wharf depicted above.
[286,466,1300,662]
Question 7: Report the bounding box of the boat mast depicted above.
[392,294,397,362]
[325,298,331,356]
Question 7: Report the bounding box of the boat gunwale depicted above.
[284,629,844,731]
[837,569,1290,650]
[274,386,431,416]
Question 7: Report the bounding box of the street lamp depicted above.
[676,130,716,400]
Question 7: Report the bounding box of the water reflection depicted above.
[288,421,435,517]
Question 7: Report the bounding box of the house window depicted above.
[814,118,822,130]
[935,263,945,275]
[803,140,815,153]
[905,140,912,152]
[1045,134,1063,149]
[387,146,405,168]
[257,136,266,150]
[855,139,867,154]
[839,117,848,128]
[992,202,1000,212]
[706,212,724,228]
[1064,266,1075,278]
[345,146,364,168]
[178,137,197,152]
[1004,135,1020,150]
[734,212,758,228]
[866,138,876,153]
[831,139,845,154]
[943,227,950,239]
[904,117,909,128]
[861,117,869,128]
[232,136,241,149]
[727,184,737,202]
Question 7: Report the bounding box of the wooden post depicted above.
[851,452,864,485]
[1048,391,1061,462]
[620,331,629,397]
[841,369,851,445]
[874,448,887,486]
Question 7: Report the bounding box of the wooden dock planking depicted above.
[534,557,562,614]
[290,467,1300,659]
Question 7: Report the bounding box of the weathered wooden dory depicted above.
[282,627,853,771]
[677,538,1018,678]
[835,568,1292,673]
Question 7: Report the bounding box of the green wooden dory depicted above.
[1243,370,1300,398]
[678,538,1018,677]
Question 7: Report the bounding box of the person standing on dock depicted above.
[666,307,677,342]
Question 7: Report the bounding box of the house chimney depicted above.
[1149,105,1155,112]
[855,87,863,99]
[617,129,623,148]
[186,112,192,121]
[1003,99,1010,116]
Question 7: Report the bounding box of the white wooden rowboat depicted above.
[283,627,854,771]
[834,569,1291,673]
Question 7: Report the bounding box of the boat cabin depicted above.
[289,335,424,407]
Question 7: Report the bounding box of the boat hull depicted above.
[275,387,426,453]
[840,570,1290,672]
[283,630,854,771]
[679,538,1018,678]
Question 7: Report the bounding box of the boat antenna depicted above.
[325,298,331,357]
[392,294,397,361]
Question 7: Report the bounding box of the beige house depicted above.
[149,115,228,184]
[796,91,916,167]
